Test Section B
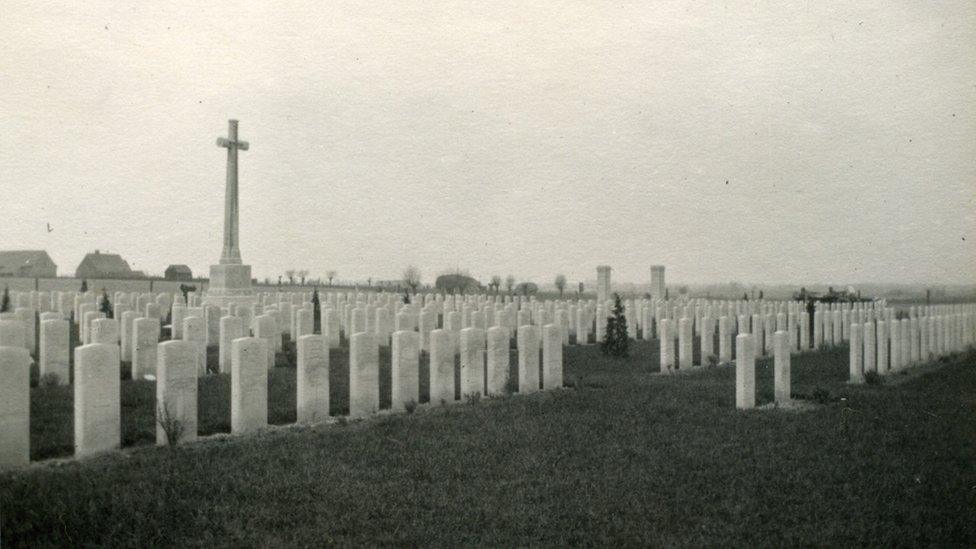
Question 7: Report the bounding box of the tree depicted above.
[326,271,337,287]
[0,286,9,313]
[554,274,567,297]
[99,288,113,319]
[403,265,422,294]
[601,293,629,358]
[311,287,321,333]
[505,275,515,295]
[80,279,88,293]
[285,270,296,285]
[490,275,501,294]
[298,269,309,286]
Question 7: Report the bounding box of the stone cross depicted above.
[216,119,249,265]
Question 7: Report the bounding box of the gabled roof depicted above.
[0,250,55,271]
[78,251,132,274]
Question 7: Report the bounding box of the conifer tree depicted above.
[99,288,113,319]
[80,279,88,293]
[312,287,321,333]
[601,293,629,358]
[0,286,10,313]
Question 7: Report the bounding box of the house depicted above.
[75,250,138,279]
[164,264,193,281]
[0,250,57,278]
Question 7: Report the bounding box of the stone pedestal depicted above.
[205,264,255,309]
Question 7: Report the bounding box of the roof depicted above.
[78,251,132,274]
[0,250,55,271]
[166,264,192,273]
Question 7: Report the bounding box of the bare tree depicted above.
[326,270,337,286]
[285,269,296,285]
[554,274,567,297]
[505,275,515,295]
[490,275,502,295]
[403,265,422,293]
[298,269,309,286]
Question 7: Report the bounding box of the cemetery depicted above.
[3,2,975,544]
[0,118,973,545]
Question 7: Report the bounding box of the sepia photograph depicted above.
[1,1,974,546]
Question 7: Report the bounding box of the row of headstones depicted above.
[848,312,976,383]
[0,324,565,469]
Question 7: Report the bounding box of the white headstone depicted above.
[231,337,268,434]
[429,329,455,405]
[486,326,510,395]
[39,319,70,385]
[735,334,755,410]
[0,346,30,469]
[542,324,563,390]
[459,327,485,398]
[74,343,121,457]
[774,330,791,401]
[517,325,540,393]
[132,317,160,379]
[156,340,198,445]
[296,334,330,423]
[391,330,420,411]
[349,332,379,417]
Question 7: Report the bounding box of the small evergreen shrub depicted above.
[601,293,629,358]
[864,371,883,385]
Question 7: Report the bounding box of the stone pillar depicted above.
[296,335,329,423]
[678,318,693,369]
[486,326,510,395]
[0,346,30,469]
[156,341,198,445]
[596,265,612,303]
[231,337,268,434]
[849,323,863,384]
[542,324,563,390]
[774,331,791,402]
[429,329,454,405]
[650,265,665,301]
[39,319,70,385]
[735,334,755,410]
[517,325,540,393]
[460,327,485,398]
[391,330,420,411]
[74,343,121,457]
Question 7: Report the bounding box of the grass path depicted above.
[3,343,975,546]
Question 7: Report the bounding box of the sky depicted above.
[1,1,974,287]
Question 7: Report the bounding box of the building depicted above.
[596,265,612,302]
[75,250,137,279]
[164,264,193,281]
[0,250,57,278]
[650,265,666,301]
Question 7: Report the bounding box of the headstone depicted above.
[253,314,277,371]
[0,320,26,353]
[735,334,755,410]
[182,316,208,376]
[718,316,731,363]
[349,332,379,417]
[296,335,329,423]
[659,319,674,373]
[294,308,313,339]
[486,326,510,395]
[323,308,340,348]
[391,330,420,412]
[774,330,791,402]
[156,341,198,445]
[876,320,889,374]
[678,318,693,369]
[204,304,222,347]
[89,317,119,345]
[542,324,563,390]
[849,323,863,383]
[132,317,160,379]
[863,321,876,373]
[0,346,30,469]
[231,337,268,434]
[517,325,540,393]
[39,319,70,385]
[429,329,455,405]
[74,343,121,457]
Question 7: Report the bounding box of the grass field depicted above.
[2,340,975,546]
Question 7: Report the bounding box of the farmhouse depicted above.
[0,250,57,277]
[74,250,138,279]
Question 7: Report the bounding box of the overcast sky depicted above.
[2,1,974,286]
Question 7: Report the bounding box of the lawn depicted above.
[2,340,975,546]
